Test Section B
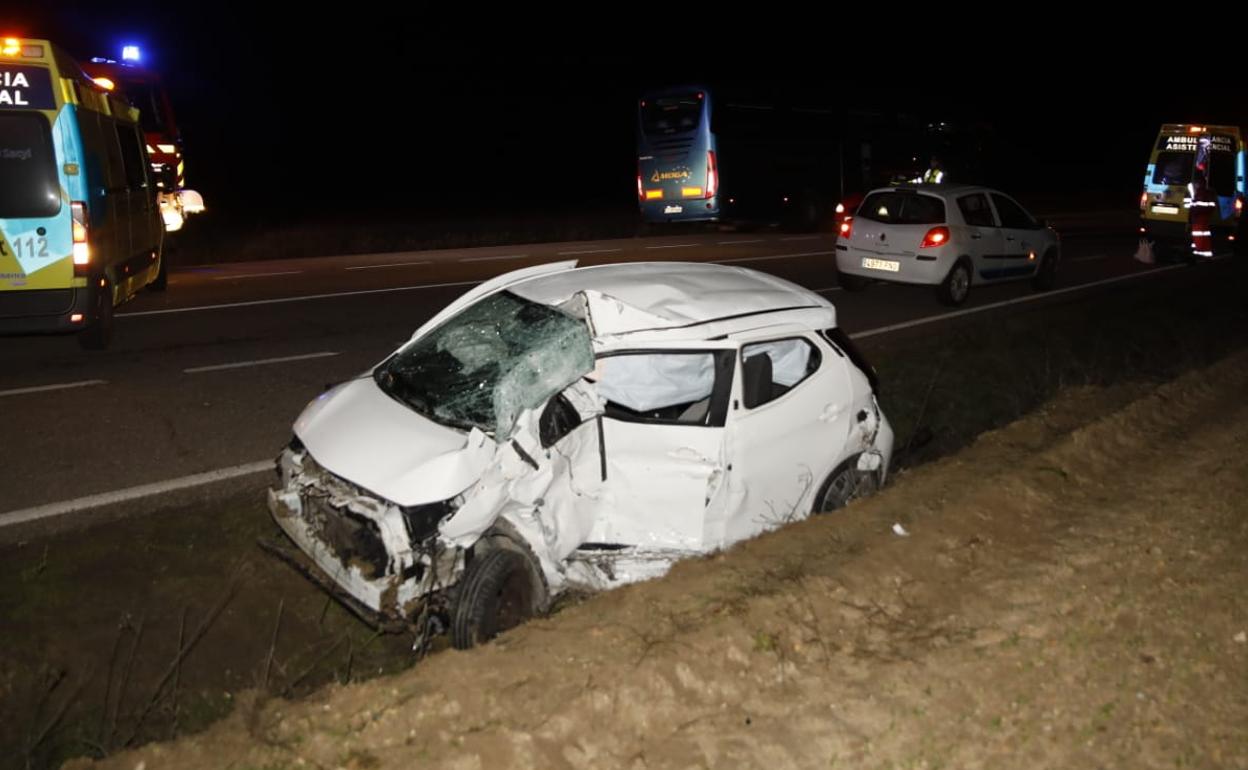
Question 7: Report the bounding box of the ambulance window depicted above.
[1153,152,1193,186]
[0,113,60,218]
[115,124,148,189]
[1210,151,1234,196]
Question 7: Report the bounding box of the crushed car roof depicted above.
[507,261,836,339]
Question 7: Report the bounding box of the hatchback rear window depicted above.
[0,113,60,218]
[857,192,945,225]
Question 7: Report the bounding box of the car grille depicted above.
[304,495,390,579]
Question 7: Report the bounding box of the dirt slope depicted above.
[74,350,1248,770]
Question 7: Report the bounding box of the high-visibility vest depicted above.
[923,168,944,184]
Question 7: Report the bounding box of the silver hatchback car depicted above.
[835,184,1061,306]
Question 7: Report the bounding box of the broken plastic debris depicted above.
[1133,238,1155,265]
[891,522,910,537]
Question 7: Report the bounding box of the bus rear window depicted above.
[857,192,946,225]
[0,113,60,219]
[1152,152,1193,186]
[641,95,702,136]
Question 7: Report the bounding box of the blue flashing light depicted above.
[122,45,141,62]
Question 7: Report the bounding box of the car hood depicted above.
[294,377,496,507]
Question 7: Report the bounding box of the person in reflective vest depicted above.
[1188,137,1216,258]
[921,157,945,184]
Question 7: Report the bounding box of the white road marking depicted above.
[0,379,108,398]
[184,351,341,374]
[459,253,529,263]
[0,461,274,529]
[645,243,698,249]
[717,239,766,245]
[117,279,482,317]
[558,248,623,255]
[716,250,836,264]
[849,265,1186,340]
[213,271,303,280]
[344,261,433,271]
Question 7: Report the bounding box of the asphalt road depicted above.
[0,210,1202,520]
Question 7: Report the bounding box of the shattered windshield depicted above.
[374,291,593,438]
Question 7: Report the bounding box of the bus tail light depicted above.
[72,202,90,275]
[705,150,718,199]
[637,173,644,201]
[920,226,951,248]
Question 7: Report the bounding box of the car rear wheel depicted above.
[936,260,971,306]
[839,272,870,292]
[813,458,879,513]
[450,547,544,649]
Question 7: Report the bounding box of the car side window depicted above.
[957,193,997,227]
[593,350,734,426]
[991,193,1040,229]
[740,338,821,409]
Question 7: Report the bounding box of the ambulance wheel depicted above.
[148,252,168,292]
[78,278,114,350]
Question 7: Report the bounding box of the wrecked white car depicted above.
[266,261,894,648]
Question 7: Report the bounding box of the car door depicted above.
[722,334,855,544]
[584,346,736,552]
[955,191,1005,282]
[989,193,1043,280]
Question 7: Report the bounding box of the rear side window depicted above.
[857,191,946,225]
[741,338,821,409]
[990,194,1039,229]
[0,113,60,218]
[957,193,996,227]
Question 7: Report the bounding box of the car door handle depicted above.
[1005,236,1016,241]
[970,233,983,240]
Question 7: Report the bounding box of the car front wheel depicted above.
[450,547,545,649]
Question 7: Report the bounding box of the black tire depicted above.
[1030,248,1059,291]
[147,251,168,292]
[450,547,543,649]
[78,278,114,350]
[839,272,870,292]
[936,260,971,307]
[812,458,879,514]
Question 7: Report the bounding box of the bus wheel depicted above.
[79,279,115,351]
[147,251,168,292]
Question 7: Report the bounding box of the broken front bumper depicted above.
[266,449,463,623]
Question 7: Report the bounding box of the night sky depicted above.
[11,5,1248,226]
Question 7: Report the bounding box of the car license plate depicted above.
[862,257,900,272]
[664,205,683,214]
